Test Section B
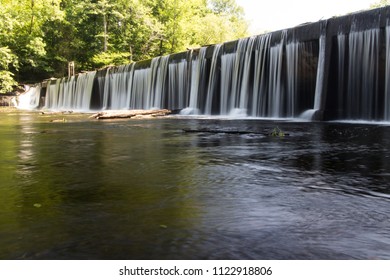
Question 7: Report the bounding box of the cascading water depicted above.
[220,53,235,115]
[205,44,222,115]
[168,59,189,110]
[108,64,133,110]
[286,41,299,117]
[346,24,379,120]
[385,21,390,121]
[250,32,301,118]
[19,6,390,122]
[44,71,96,111]
[252,34,271,117]
[181,48,207,115]
[151,55,169,109]
[299,21,327,120]
[268,39,285,118]
[130,68,150,109]
[228,37,256,116]
[17,85,41,110]
[337,32,346,119]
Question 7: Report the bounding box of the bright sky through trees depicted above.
[236,0,377,34]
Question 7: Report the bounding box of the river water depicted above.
[1,110,390,259]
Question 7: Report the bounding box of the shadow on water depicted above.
[1,111,390,259]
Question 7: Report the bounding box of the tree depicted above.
[0,0,248,88]
[0,47,19,94]
[370,0,390,8]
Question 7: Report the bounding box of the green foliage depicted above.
[0,71,17,94]
[370,0,390,8]
[270,127,285,137]
[0,47,18,70]
[1,0,249,85]
[92,52,132,68]
[0,47,19,94]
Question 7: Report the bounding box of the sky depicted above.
[236,0,378,35]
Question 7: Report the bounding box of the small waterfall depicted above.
[252,34,271,117]
[220,53,235,115]
[181,48,207,115]
[17,85,41,110]
[109,64,133,110]
[238,37,256,112]
[44,79,60,109]
[346,25,379,120]
[227,37,256,116]
[300,21,327,120]
[102,68,111,109]
[205,44,222,115]
[130,68,150,109]
[337,32,346,119]
[74,71,96,110]
[152,55,169,109]
[168,59,188,110]
[268,39,285,118]
[313,23,327,111]
[286,41,299,117]
[44,71,96,111]
[385,22,390,121]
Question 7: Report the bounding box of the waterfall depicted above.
[44,71,96,111]
[220,53,235,115]
[148,57,161,109]
[385,22,390,121]
[152,55,169,109]
[299,21,327,120]
[228,37,256,116]
[17,85,41,110]
[22,6,390,121]
[337,33,346,119]
[346,26,379,120]
[286,41,299,117]
[268,39,285,118]
[252,34,271,117]
[130,68,150,109]
[168,59,188,110]
[205,44,222,115]
[109,64,133,110]
[181,48,207,115]
[74,71,96,110]
[313,24,327,111]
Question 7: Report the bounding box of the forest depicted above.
[0,0,248,93]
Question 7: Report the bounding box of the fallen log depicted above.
[90,109,172,120]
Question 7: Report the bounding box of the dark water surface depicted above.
[1,110,390,259]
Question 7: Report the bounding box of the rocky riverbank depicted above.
[0,95,16,107]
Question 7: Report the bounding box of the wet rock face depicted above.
[0,95,16,107]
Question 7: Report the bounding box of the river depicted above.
[1,109,390,259]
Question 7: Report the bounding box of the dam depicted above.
[21,6,390,121]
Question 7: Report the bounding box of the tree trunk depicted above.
[90,109,172,120]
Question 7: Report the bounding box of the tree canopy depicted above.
[0,0,248,93]
[370,0,390,8]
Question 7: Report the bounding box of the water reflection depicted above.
[0,112,390,259]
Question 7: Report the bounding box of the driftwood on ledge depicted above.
[90,109,172,120]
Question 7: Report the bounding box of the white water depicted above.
[25,12,390,122]
[205,44,222,115]
[17,85,41,110]
[252,34,271,117]
[181,48,207,115]
[44,71,96,111]
[385,22,390,121]
[346,27,379,120]
[168,59,188,110]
